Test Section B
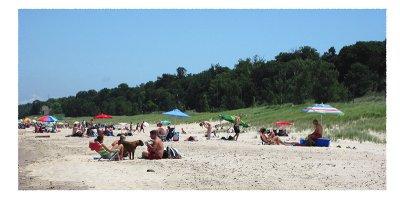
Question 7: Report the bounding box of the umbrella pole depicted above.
[321,114,323,126]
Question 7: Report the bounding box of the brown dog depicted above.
[119,140,144,160]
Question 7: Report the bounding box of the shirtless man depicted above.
[307,119,323,146]
[142,130,164,160]
[156,123,167,136]
[200,121,214,140]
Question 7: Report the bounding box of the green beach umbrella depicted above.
[218,114,250,128]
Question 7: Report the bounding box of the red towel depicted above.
[89,142,102,152]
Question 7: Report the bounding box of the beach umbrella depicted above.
[37,115,58,122]
[160,120,171,125]
[274,121,293,127]
[301,103,344,125]
[162,108,190,125]
[162,109,190,118]
[94,113,112,119]
[218,114,250,128]
[23,118,32,123]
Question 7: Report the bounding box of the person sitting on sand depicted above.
[306,119,323,146]
[142,130,164,160]
[105,126,113,136]
[94,135,124,160]
[66,123,83,137]
[156,123,167,136]
[200,121,214,140]
[259,128,285,145]
[181,128,187,134]
[111,136,129,157]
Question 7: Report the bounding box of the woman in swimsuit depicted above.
[95,135,124,159]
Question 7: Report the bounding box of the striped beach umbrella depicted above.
[37,115,58,122]
[301,103,344,125]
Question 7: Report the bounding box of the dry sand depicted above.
[18,123,386,190]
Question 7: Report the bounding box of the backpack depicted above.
[165,146,182,159]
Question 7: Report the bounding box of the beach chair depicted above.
[260,135,271,145]
[89,142,120,161]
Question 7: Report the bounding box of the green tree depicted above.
[344,63,374,98]
[30,100,43,115]
[176,67,187,79]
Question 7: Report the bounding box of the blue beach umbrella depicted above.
[160,120,171,125]
[162,108,190,125]
[301,103,344,125]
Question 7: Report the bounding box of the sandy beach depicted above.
[18,123,386,190]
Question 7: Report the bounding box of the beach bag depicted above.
[166,146,182,159]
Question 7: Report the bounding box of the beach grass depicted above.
[32,94,386,143]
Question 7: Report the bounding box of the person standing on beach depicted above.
[140,121,145,133]
[200,121,213,140]
[306,119,323,146]
[233,115,243,141]
[135,123,140,132]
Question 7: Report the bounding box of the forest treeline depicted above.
[18,40,386,118]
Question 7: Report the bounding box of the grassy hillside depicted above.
[32,94,386,143]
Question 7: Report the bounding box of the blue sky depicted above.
[18,9,386,104]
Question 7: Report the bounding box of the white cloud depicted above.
[19,94,45,105]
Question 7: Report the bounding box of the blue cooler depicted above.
[300,138,307,145]
[300,138,330,147]
[315,138,330,147]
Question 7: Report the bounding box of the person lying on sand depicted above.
[259,128,285,145]
[142,130,164,160]
[306,119,323,146]
[185,136,198,141]
[94,135,124,159]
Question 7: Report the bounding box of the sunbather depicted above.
[185,136,198,141]
[259,128,285,145]
[94,135,124,159]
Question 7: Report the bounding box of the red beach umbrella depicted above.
[94,113,112,119]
